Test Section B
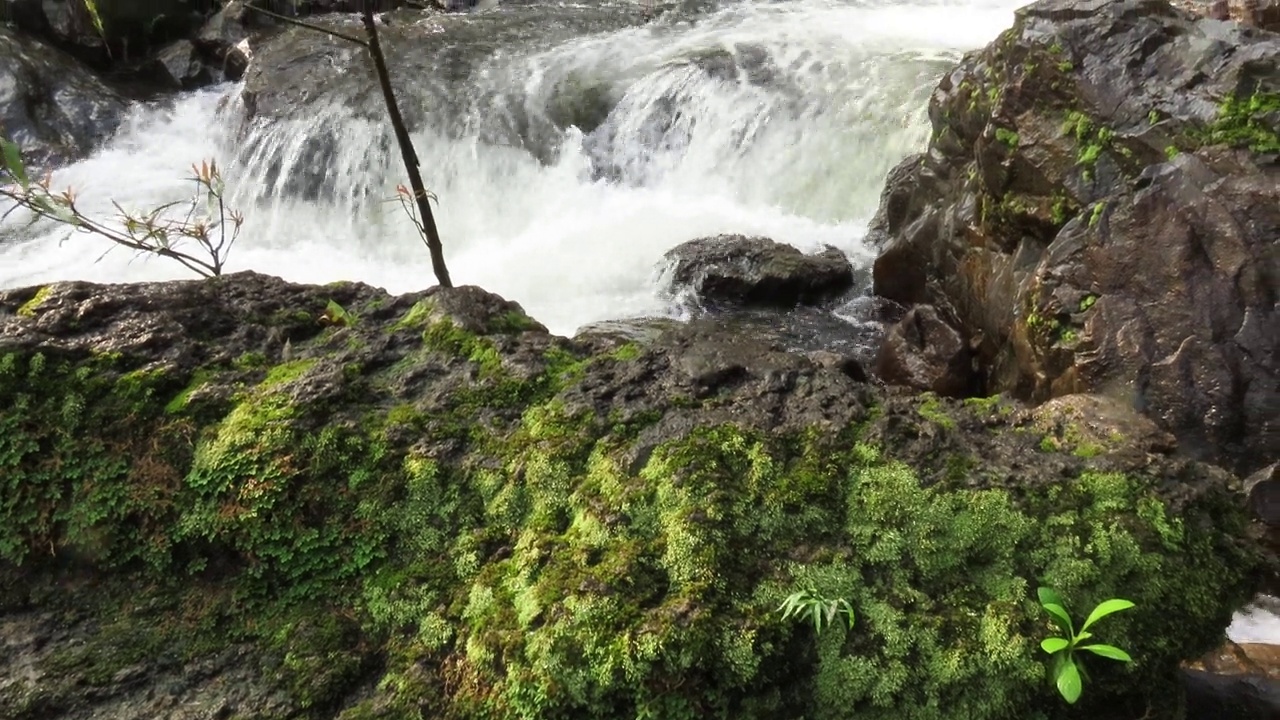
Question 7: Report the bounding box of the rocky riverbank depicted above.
[1,0,1278,718]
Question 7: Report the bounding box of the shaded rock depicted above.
[874,305,973,397]
[194,0,254,82]
[0,25,128,169]
[3,0,208,66]
[1183,639,1280,720]
[662,235,855,309]
[145,39,212,90]
[867,0,1280,474]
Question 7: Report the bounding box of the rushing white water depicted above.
[0,0,1026,335]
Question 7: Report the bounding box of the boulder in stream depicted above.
[662,234,855,309]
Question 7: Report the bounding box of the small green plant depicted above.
[1037,587,1135,704]
[777,588,855,636]
[995,128,1020,149]
[1,139,242,277]
[320,299,358,328]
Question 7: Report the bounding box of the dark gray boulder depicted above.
[0,25,128,168]
[662,234,855,309]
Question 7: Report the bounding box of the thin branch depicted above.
[242,4,369,46]
[362,8,452,288]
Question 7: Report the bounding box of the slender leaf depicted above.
[1,138,28,186]
[1055,656,1082,704]
[1078,644,1132,662]
[1040,637,1070,654]
[1080,598,1135,633]
[1037,587,1067,608]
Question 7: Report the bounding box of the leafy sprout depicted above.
[777,588,855,636]
[1037,586,1135,704]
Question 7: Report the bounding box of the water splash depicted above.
[1,0,1025,336]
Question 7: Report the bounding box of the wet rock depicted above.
[662,235,855,309]
[194,0,254,82]
[0,26,128,169]
[1183,638,1280,720]
[867,0,1280,475]
[874,305,973,397]
[3,0,208,66]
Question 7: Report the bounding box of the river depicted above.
[1,0,1275,646]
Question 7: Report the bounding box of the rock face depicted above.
[0,26,128,168]
[867,0,1279,475]
[0,271,1264,720]
[662,235,855,309]
[874,305,974,397]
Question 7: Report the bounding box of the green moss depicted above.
[1057,61,1073,72]
[962,395,1010,416]
[1079,295,1097,312]
[1088,201,1107,228]
[490,310,540,334]
[0,326,1261,720]
[16,286,52,317]
[392,300,433,332]
[609,342,642,362]
[422,319,504,378]
[917,394,956,430]
[262,359,318,388]
[235,352,269,370]
[995,128,1019,149]
[1200,91,1280,153]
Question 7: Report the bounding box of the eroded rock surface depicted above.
[867,0,1279,474]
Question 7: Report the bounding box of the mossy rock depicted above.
[0,273,1263,720]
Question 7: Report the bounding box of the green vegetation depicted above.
[778,588,856,636]
[0,310,1261,719]
[1199,91,1280,153]
[1088,202,1107,228]
[995,128,1020,149]
[1037,588,1135,704]
[16,285,51,317]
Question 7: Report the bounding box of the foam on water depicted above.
[1,0,1024,335]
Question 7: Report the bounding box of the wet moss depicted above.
[16,285,51,317]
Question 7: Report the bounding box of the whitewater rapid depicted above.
[0,0,1026,335]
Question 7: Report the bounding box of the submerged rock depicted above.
[0,271,1265,720]
[662,234,855,309]
[866,0,1280,476]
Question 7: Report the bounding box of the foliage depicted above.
[0,139,242,278]
[1199,91,1280,154]
[777,588,855,636]
[1037,587,1134,704]
[0,323,1262,719]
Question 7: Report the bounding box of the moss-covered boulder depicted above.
[0,271,1264,719]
